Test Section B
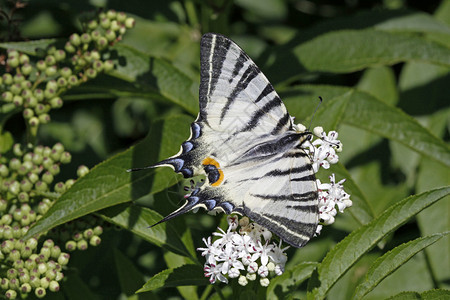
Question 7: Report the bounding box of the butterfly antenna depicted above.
[308,96,323,131]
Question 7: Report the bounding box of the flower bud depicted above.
[77,239,88,250]
[77,165,90,178]
[35,181,48,192]
[1,278,9,290]
[105,29,116,41]
[2,214,13,225]
[56,77,67,87]
[68,75,79,86]
[21,63,33,75]
[125,17,135,28]
[54,50,66,61]
[35,286,46,298]
[87,20,98,29]
[28,117,39,127]
[100,17,110,29]
[60,67,72,78]
[2,73,13,85]
[81,33,91,44]
[20,282,32,293]
[65,179,75,189]
[36,60,46,71]
[45,65,57,77]
[45,55,56,65]
[65,41,76,53]
[90,235,101,246]
[103,60,114,72]
[2,91,13,102]
[91,30,101,41]
[70,33,81,46]
[96,37,108,49]
[85,68,97,78]
[65,241,76,251]
[5,289,17,299]
[13,95,23,106]
[57,253,69,265]
[7,56,19,68]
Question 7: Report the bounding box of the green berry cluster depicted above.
[0,9,135,130]
[0,143,104,298]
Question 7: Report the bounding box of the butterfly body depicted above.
[151,33,318,248]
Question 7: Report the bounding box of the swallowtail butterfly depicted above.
[140,33,319,248]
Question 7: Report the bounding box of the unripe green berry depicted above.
[77,165,89,177]
[125,17,135,28]
[7,56,19,68]
[45,55,56,65]
[81,33,91,44]
[25,96,38,108]
[87,20,98,30]
[44,88,56,99]
[49,164,60,175]
[45,65,57,77]
[90,235,101,246]
[5,289,17,299]
[117,12,126,22]
[19,272,30,284]
[13,95,24,107]
[104,60,114,72]
[29,117,39,127]
[35,103,47,115]
[10,249,21,261]
[60,67,72,78]
[36,60,46,71]
[10,83,22,95]
[35,286,46,298]
[1,214,13,226]
[27,173,39,184]
[22,160,33,172]
[0,199,7,211]
[20,246,32,259]
[42,171,54,184]
[91,30,101,41]
[68,75,79,86]
[19,54,30,64]
[29,275,39,288]
[6,268,18,279]
[110,20,120,31]
[33,89,44,101]
[53,142,64,153]
[38,114,50,124]
[100,17,110,29]
[70,33,81,46]
[2,91,13,102]
[35,181,48,192]
[54,49,66,61]
[83,228,94,239]
[50,97,63,108]
[77,239,88,250]
[54,182,65,193]
[0,164,9,177]
[3,73,13,84]
[65,179,75,189]
[96,37,108,49]
[20,283,32,293]
[105,29,116,41]
[12,226,22,238]
[86,68,97,78]
[56,77,67,87]
[65,41,75,53]
[106,9,117,19]
[17,192,29,203]
[21,63,33,75]
[1,239,14,253]
[9,180,20,195]
[49,280,60,292]
[1,278,9,290]
[37,262,47,275]
[55,271,64,282]
[50,246,61,259]
[65,240,76,251]
[45,269,56,280]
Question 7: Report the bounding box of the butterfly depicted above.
[133,33,319,248]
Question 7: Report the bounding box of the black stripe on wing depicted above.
[250,191,318,202]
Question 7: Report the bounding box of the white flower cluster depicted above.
[197,216,289,287]
[300,126,352,235]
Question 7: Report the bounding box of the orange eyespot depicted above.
[202,157,224,186]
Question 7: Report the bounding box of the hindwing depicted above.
[149,33,318,248]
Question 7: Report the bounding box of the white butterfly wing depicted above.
[152,33,318,248]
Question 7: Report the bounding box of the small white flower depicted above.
[274,264,284,276]
[228,267,240,278]
[204,263,228,284]
[212,226,234,248]
[260,277,270,287]
[268,241,289,265]
[238,275,248,286]
[246,273,257,281]
[258,265,269,278]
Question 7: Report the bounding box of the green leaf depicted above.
[101,205,192,259]
[137,265,207,293]
[352,232,449,299]
[0,39,57,55]
[266,30,450,83]
[24,114,193,239]
[282,85,450,167]
[109,43,198,115]
[267,262,318,299]
[386,289,450,300]
[114,248,147,296]
[0,130,13,154]
[307,186,450,300]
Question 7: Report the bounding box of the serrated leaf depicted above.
[307,186,450,300]
[137,264,207,293]
[352,232,449,299]
[0,39,57,55]
[108,43,198,115]
[267,262,318,299]
[282,85,450,167]
[266,30,450,83]
[24,115,193,239]
[386,289,450,300]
